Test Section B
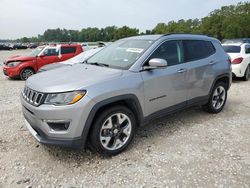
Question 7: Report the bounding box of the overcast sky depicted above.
[0,0,244,39]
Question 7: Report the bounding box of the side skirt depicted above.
[141,96,209,126]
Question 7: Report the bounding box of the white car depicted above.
[223,43,250,81]
[38,47,103,72]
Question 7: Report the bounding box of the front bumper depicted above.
[24,119,83,148]
[21,93,96,148]
[2,65,20,78]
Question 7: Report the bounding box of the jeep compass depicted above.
[21,34,231,156]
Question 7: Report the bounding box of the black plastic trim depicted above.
[80,94,144,148]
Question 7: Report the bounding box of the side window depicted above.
[43,49,58,56]
[149,41,184,66]
[245,45,250,54]
[61,47,76,54]
[183,40,216,62]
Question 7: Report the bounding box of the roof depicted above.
[123,35,163,41]
[60,43,81,47]
[123,33,217,42]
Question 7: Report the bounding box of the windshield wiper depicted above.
[88,62,109,67]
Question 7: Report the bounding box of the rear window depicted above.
[61,47,76,54]
[223,46,241,53]
[183,40,216,62]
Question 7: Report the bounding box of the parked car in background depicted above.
[21,34,231,156]
[12,44,28,50]
[28,43,38,49]
[222,43,250,81]
[0,44,12,50]
[222,38,250,44]
[3,44,83,80]
[38,47,103,72]
[81,42,91,51]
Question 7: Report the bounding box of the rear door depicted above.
[183,40,217,103]
[141,40,189,116]
[60,46,77,61]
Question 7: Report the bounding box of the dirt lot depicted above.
[0,50,249,188]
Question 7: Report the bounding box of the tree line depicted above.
[17,2,250,43]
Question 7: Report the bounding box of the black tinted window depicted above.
[245,45,250,54]
[43,48,58,56]
[223,45,241,53]
[183,40,216,62]
[149,41,183,66]
[61,47,76,54]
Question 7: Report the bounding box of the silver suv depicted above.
[21,34,231,156]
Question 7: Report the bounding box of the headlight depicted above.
[44,91,86,106]
[8,61,21,67]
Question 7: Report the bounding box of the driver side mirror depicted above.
[143,58,168,71]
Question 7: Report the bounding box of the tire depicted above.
[242,65,250,81]
[202,82,227,114]
[20,68,35,80]
[89,105,136,156]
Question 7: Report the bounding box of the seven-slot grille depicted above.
[22,87,45,106]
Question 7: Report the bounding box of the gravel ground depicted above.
[0,50,249,188]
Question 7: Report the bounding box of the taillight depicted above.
[232,57,243,64]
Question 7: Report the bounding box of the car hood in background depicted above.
[6,55,35,62]
[26,64,123,93]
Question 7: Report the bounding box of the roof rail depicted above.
[163,33,208,37]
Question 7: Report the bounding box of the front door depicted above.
[36,48,60,70]
[141,40,189,117]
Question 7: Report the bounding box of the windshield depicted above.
[223,45,241,53]
[29,47,44,57]
[67,47,103,64]
[87,39,154,69]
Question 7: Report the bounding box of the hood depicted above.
[38,63,69,72]
[26,64,123,93]
[6,55,35,62]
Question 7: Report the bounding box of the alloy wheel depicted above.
[22,69,34,80]
[100,113,132,151]
[212,86,226,110]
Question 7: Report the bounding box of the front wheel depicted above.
[20,68,35,80]
[89,106,136,156]
[202,82,227,114]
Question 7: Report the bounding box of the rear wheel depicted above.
[89,106,136,156]
[242,65,250,81]
[202,82,227,114]
[20,68,35,80]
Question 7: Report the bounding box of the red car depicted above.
[3,44,83,80]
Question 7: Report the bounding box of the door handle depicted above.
[209,61,216,65]
[177,68,187,73]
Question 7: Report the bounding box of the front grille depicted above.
[22,87,45,106]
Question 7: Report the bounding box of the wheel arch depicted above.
[81,94,144,148]
[209,73,231,96]
[19,63,37,74]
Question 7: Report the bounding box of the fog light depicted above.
[43,120,71,131]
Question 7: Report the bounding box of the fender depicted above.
[17,60,38,73]
[80,94,144,148]
[209,73,231,96]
